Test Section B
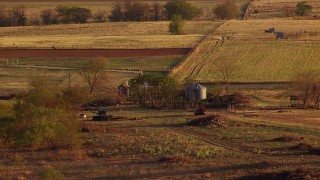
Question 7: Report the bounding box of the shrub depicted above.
[296,1,313,16]
[169,14,185,35]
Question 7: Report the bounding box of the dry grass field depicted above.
[172,20,320,82]
[246,0,320,19]
[0,21,221,49]
[0,107,319,179]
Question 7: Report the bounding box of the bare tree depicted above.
[151,1,164,21]
[79,58,107,94]
[294,71,319,107]
[40,9,58,25]
[213,56,239,94]
[11,5,27,26]
[93,10,107,23]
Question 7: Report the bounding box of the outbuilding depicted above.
[185,83,207,101]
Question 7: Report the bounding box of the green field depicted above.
[0,21,221,49]
[172,20,320,82]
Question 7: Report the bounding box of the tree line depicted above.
[0,0,245,27]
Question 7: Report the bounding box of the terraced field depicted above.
[172,20,320,82]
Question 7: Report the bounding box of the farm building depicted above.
[185,83,207,101]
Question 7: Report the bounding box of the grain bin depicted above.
[185,83,207,101]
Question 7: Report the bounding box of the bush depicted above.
[296,1,313,16]
[169,14,185,35]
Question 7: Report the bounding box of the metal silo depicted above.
[184,83,207,101]
[193,83,206,100]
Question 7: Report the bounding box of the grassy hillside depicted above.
[172,20,320,82]
[0,21,221,49]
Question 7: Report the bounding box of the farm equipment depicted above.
[194,106,206,116]
[265,27,275,33]
[92,110,111,121]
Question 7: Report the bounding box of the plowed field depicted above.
[0,48,191,58]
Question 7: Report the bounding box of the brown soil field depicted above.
[0,48,191,58]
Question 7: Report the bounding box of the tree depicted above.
[62,87,90,117]
[2,76,84,149]
[164,0,201,20]
[0,6,13,27]
[11,5,27,26]
[213,56,239,94]
[131,1,150,21]
[79,59,108,94]
[169,14,185,35]
[55,5,71,23]
[93,10,107,23]
[129,74,180,108]
[213,0,239,20]
[151,1,164,21]
[293,71,319,107]
[40,9,58,25]
[69,7,92,23]
[109,2,124,22]
[55,6,91,24]
[295,1,313,16]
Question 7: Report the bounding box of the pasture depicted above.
[0,21,221,49]
[0,106,319,179]
[172,20,320,82]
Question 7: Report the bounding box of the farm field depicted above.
[0,107,319,179]
[0,21,221,49]
[0,54,182,95]
[246,0,320,19]
[172,20,320,82]
[0,65,138,95]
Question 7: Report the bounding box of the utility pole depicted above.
[68,58,71,88]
